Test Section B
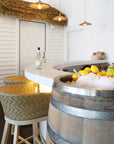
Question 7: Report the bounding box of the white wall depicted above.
[60,0,114,62]
[42,0,113,62]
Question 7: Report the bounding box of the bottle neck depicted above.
[37,50,40,53]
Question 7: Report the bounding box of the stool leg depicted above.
[1,121,10,144]
[33,123,40,144]
[13,125,19,144]
[11,124,15,135]
[33,124,36,144]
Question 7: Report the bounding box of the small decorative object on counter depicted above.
[35,47,42,70]
[91,51,106,60]
[107,63,114,76]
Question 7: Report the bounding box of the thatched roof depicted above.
[0,0,68,26]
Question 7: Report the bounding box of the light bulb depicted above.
[84,23,87,27]
[58,17,62,21]
[38,4,42,9]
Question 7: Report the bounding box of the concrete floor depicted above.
[0,102,33,144]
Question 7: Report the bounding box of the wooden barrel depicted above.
[47,75,114,144]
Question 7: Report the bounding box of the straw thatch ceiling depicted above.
[0,0,68,26]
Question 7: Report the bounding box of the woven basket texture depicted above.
[0,0,68,26]
[4,75,35,84]
[0,84,50,121]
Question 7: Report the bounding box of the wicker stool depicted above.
[0,84,50,144]
[3,75,39,138]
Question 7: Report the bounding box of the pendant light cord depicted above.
[85,0,86,21]
[59,0,61,12]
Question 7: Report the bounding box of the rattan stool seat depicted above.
[3,75,32,85]
[0,83,38,96]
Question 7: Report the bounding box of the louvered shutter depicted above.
[46,25,64,62]
[0,16,18,85]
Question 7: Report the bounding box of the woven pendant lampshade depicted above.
[53,13,67,22]
[80,21,91,26]
[30,0,50,10]
[53,0,67,22]
[79,0,92,26]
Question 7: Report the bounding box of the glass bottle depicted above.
[42,51,46,63]
[35,47,42,70]
[107,63,114,76]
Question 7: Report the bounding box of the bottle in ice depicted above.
[107,63,114,76]
[35,47,42,70]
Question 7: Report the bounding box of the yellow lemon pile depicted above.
[72,65,113,81]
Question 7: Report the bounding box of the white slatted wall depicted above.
[0,16,18,85]
[46,25,64,62]
[0,17,64,86]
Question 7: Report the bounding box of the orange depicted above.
[101,70,107,76]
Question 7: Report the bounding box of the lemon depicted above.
[72,74,79,81]
[106,72,113,77]
[78,70,88,76]
[84,67,91,73]
[91,65,99,74]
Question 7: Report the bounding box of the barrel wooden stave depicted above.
[52,88,114,111]
[48,103,83,144]
[48,103,114,144]
[46,132,55,144]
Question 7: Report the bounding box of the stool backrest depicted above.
[0,84,50,121]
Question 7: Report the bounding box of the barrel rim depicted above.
[53,74,114,98]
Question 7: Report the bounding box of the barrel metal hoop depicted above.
[52,88,114,102]
[53,75,114,98]
[51,96,114,121]
[47,123,79,144]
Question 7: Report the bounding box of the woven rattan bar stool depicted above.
[0,84,50,144]
[3,75,39,138]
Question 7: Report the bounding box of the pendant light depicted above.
[79,0,92,26]
[53,0,67,22]
[53,13,67,22]
[30,0,50,10]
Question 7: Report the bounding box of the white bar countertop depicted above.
[25,60,107,88]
